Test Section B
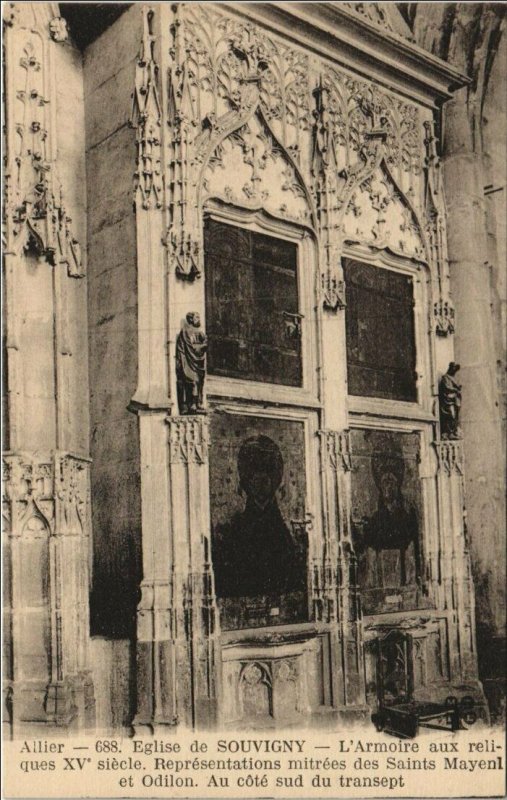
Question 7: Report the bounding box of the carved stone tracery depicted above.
[3,452,92,725]
[434,440,464,476]
[311,67,426,311]
[167,416,209,465]
[165,4,314,281]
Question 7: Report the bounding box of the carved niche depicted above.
[3,24,84,276]
[165,4,314,281]
[223,652,312,726]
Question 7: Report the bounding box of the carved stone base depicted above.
[4,674,95,735]
[334,705,371,726]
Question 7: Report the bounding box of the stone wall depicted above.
[400,0,506,720]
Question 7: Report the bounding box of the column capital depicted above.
[167,415,209,464]
[318,428,352,471]
[433,439,464,476]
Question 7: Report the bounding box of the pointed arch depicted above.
[196,100,317,232]
[341,155,429,264]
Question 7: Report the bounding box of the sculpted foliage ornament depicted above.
[49,17,68,42]
[3,27,84,276]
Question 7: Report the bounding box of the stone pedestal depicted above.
[3,453,94,735]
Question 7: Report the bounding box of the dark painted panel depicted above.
[350,429,431,615]
[204,219,302,386]
[344,259,417,401]
[209,413,308,630]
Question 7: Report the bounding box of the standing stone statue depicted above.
[176,312,207,415]
[439,362,462,439]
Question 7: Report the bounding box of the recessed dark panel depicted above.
[344,258,417,402]
[204,219,302,387]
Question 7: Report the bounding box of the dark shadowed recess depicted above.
[59,3,131,50]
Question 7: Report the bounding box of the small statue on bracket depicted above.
[439,362,462,439]
[176,312,207,415]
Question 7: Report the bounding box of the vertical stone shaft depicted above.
[434,441,478,683]
[2,4,93,733]
[443,89,505,651]
[319,430,365,711]
[131,6,220,732]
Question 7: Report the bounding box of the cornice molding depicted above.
[222,2,470,107]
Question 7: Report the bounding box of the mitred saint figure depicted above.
[212,435,306,598]
[354,451,420,594]
[176,312,207,415]
[439,362,462,439]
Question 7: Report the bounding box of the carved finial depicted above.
[322,273,346,312]
[130,6,162,209]
[49,17,68,43]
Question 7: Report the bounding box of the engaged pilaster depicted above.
[134,416,220,731]
[318,429,365,711]
[434,440,478,683]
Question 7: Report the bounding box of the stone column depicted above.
[2,4,94,734]
[442,87,505,693]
